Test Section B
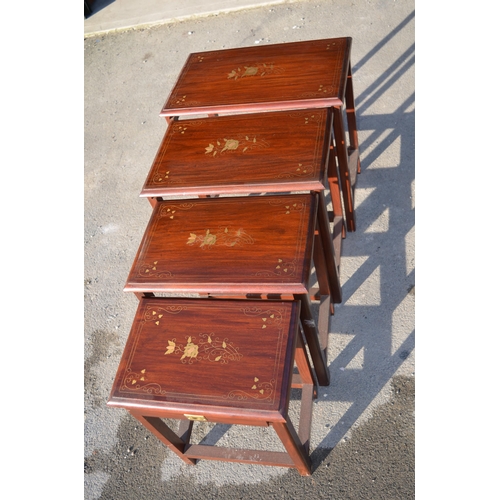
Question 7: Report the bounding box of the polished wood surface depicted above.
[108,297,315,475]
[124,194,317,296]
[141,108,331,198]
[160,37,351,117]
[108,298,298,418]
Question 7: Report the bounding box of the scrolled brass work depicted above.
[187,227,254,249]
[227,63,284,80]
[164,334,243,365]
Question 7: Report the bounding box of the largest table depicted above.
[160,37,360,231]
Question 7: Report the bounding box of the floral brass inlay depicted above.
[122,368,166,395]
[227,63,284,80]
[138,261,173,278]
[303,114,321,125]
[168,94,200,108]
[164,334,243,365]
[158,203,194,219]
[156,170,170,182]
[242,307,283,325]
[284,203,300,214]
[274,258,295,275]
[226,377,276,401]
[175,125,188,134]
[162,207,176,219]
[260,313,276,329]
[317,84,334,94]
[254,257,297,278]
[132,368,146,385]
[187,227,254,249]
[205,135,269,157]
[295,163,312,175]
[144,305,186,325]
[300,84,335,98]
[267,199,305,215]
[276,163,313,179]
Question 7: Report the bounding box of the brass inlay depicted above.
[261,313,275,329]
[174,125,189,135]
[184,414,207,421]
[276,163,314,179]
[144,305,186,324]
[204,135,269,157]
[122,369,166,395]
[226,377,276,401]
[300,84,335,98]
[163,207,176,220]
[242,307,283,324]
[157,171,170,182]
[138,261,173,278]
[254,258,297,278]
[159,203,194,218]
[317,84,331,93]
[187,227,255,249]
[268,198,305,215]
[164,334,243,365]
[304,114,322,125]
[130,368,147,385]
[168,93,200,108]
[284,203,301,214]
[227,63,284,80]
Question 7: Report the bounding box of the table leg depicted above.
[129,412,196,465]
[295,293,330,386]
[272,416,312,476]
[345,62,361,175]
[333,106,356,232]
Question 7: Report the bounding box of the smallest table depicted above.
[108,297,316,476]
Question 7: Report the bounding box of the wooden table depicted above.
[141,107,342,302]
[108,297,315,476]
[159,37,360,232]
[124,193,332,385]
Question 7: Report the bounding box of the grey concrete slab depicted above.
[84,0,415,498]
[84,0,292,36]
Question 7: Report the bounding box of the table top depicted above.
[107,298,299,420]
[160,37,351,117]
[124,193,317,295]
[141,108,331,198]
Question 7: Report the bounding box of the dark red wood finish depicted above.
[141,108,330,198]
[108,297,315,475]
[160,38,350,116]
[125,194,316,296]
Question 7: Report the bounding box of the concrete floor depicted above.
[84,0,290,36]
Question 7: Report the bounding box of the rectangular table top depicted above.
[107,298,299,419]
[160,37,351,117]
[141,108,331,198]
[124,193,317,295]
